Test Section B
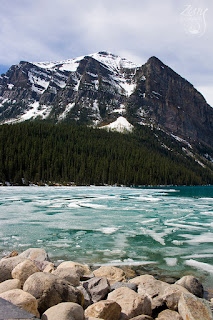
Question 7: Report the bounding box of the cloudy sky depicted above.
[1,0,212,106]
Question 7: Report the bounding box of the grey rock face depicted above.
[83,277,110,303]
[1,52,213,149]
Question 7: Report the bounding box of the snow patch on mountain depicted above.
[21,102,51,121]
[111,104,126,114]
[90,52,139,72]
[171,134,192,149]
[58,103,75,120]
[100,116,134,133]
[31,52,138,98]
[32,52,138,74]
[33,56,84,72]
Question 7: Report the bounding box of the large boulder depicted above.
[178,292,213,320]
[108,287,152,319]
[41,302,84,320]
[23,272,83,314]
[131,275,170,311]
[83,277,110,303]
[93,266,126,284]
[0,279,21,294]
[162,284,190,311]
[52,267,80,286]
[12,259,40,286]
[155,309,182,320]
[0,256,27,282]
[85,300,121,320]
[175,276,204,298]
[19,248,50,262]
[0,288,39,317]
[57,261,92,279]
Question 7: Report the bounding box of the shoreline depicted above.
[1,182,213,187]
[0,248,212,320]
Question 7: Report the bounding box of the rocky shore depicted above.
[0,248,212,320]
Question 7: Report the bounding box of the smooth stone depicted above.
[178,292,213,320]
[12,260,40,286]
[43,262,55,273]
[133,275,170,311]
[0,256,27,282]
[23,272,83,314]
[108,287,152,319]
[175,275,204,298]
[83,277,110,303]
[85,300,121,320]
[162,284,190,311]
[93,266,126,284]
[110,281,137,292]
[52,267,80,286]
[155,309,182,320]
[57,261,92,278]
[0,279,21,294]
[41,302,84,320]
[0,288,39,317]
[19,248,50,262]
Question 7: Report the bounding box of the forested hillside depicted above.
[0,122,213,186]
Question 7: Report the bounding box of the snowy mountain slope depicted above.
[0,51,213,153]
[99,116,134,133]
[0,52,139,125]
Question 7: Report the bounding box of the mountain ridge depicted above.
[1,51,213,186]
[0,51,213,149]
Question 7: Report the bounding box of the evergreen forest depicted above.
[0,121,213,186]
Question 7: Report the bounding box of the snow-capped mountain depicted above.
[0,51,213,150]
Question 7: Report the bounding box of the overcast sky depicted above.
[0,0,212,106]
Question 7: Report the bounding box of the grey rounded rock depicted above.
[0,256,27,282]
[23,272,83,314]
[12,259,40,286]
[175,275,204,298]
[155,309,182,320]
[52,267,80,286]
[19,248,50,262]
[85,300,121,320]
[0,279,21,294]
[41,302,84,320]
[178,292,213,320]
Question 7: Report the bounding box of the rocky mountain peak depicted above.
[0,52,213,150]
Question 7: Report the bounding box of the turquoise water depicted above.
[0,186,213,289]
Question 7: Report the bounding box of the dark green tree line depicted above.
[0,121,213,186]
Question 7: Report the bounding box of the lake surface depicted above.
[0,185,213,290]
